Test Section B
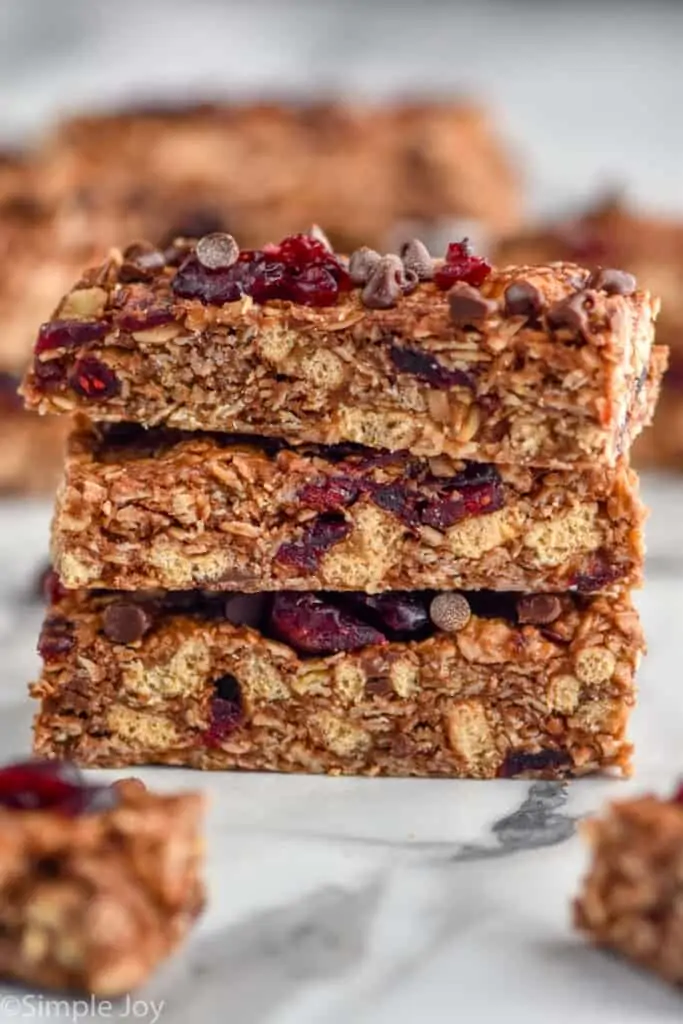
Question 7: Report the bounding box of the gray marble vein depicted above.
[149,881,385,1024]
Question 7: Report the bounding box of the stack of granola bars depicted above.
[23,230,666,778]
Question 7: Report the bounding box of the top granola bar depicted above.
[22,233,666,468]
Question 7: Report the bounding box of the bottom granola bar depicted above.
[0,764,204,995]
[575,789,683,984]
[32,587,642,778]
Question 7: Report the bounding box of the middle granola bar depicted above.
[52,420,644,594]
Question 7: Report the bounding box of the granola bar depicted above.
[40,100,520,253]
[574,788,683,984]
[22,235,665,468]
[0,765,203,995]
[32,586,642,778]
[496,195,680,468]
[51,420,645,594]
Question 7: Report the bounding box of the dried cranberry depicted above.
[172,234,350,308]
[350,593,430,637]
[571,553,623,593]
[297,476,359,512]
[0,759,118,815]
[33,356,67,386]
[420,495,467,529]
[672,782,683,804]
[0,371,21,412]
[205,674,243,748]
[270,593,386,655]
[38,616,75,661]
[434,240,492,290]
[367,481,418,526]
[70,357,120,400]
[275,515,351,572]
[37,566,67,604]
[35,319,108,355]
[389,344,476,390]
[117,300,175,332]
[499,749,571,778]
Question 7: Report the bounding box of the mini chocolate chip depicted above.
[504,280,544,319]
[118,242,166,283]
[400,238,434,281]
[196,232,239,270]
[362,255,406,309]
[429,593,471,632]
[348,246,382,285]
[546,290,593,335]
[102,602,152,644]
[516,594,562,626]
[448,282,497,326]
[586,267,636,296]
[402,267,419,295]
[309,223,333,252]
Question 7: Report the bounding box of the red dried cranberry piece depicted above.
[37,566,67,604]
[368,481,418,527]
[288,264,339,306]
[0,759,118,815]
[38,616,75,661]
[570,553,623,592]
[499,749,571,778]
[33,356,67,387]
[421,476,504,529]
[35,319,108,355]
[172,255,246,304]
[117,301,175,332]
[275,515,351,572]
[351,593,430,636]
[276,233,331,265]
[297,476,359,512]
[672,783,683,804]
[205,674,243,748]
[70,357,120,400]
[270,593,387,655]
[434,240,492,290]
[389,344,476,390]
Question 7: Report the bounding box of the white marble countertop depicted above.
[0,480,680,1023]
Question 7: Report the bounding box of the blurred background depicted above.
[1,0,682,215]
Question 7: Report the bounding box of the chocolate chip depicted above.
[119,242,166,283]
[102,602,153,644]
[365,677,393,696]
[361,255,406,309]
[196,232,239,270]
[499,748,571,778]
[516,594,562,626]
[429,593,471,632]
[586,267,636,296]
[546,290,593,335]
[400,238,434,281]
[309,224,333,252]
[349,246,381,285]
[504,280,543,319]
[448,282,496,326]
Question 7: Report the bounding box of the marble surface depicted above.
[0,481,680,1023]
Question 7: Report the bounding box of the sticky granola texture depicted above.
[496,197,681,469]
[52,422,645,593]
[32,588,642,779]
[22,252,665,468]
[575,796,683,984]
[0,783,204,995]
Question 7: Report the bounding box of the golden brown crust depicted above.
[51,421,646,593]
[496,197,680,469]
[0,782,204,995]
[32,588,642,779]
[22,250,664,468]
[575,794,683,984]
